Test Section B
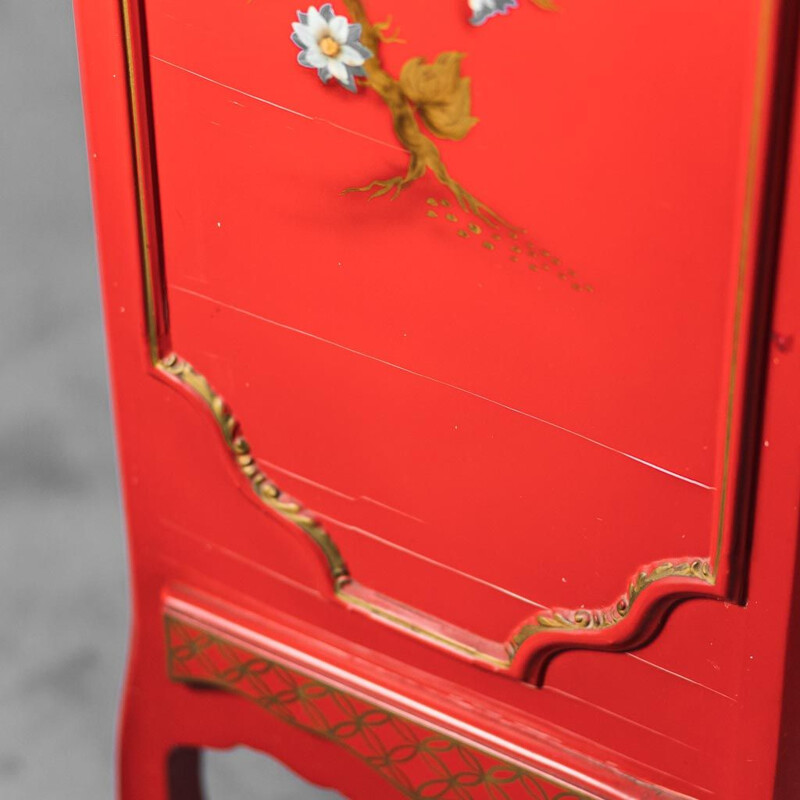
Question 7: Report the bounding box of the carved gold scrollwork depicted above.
[510,560,714,653]
[159,353,349,585]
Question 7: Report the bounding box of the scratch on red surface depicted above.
[159,516,323,597]
[171,283,717,491]
[258,457,428,525]
[547,686,701,753]
[150,55,404,152]
[316,509,549,609]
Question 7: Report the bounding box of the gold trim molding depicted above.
[159,354,348,583]
[509,560,713,653]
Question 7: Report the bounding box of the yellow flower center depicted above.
[319,35,340,57]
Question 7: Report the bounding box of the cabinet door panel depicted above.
[135,0,774,677]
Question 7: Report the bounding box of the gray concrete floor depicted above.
[0,3,338,797]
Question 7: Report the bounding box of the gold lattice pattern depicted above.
[166,616,590,799]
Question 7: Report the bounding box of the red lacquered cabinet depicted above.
[74,0,800,797]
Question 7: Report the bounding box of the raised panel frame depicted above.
[119,0,781,680]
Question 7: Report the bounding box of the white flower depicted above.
[468,0,518,26]
[291,4,373,92]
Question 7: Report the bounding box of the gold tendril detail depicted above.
[341,0,516,229]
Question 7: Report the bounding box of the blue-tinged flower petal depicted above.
[305,6,327,37]
[298,47,327,68]
[351,41,372,60]
[291,23,316,48]
[329,14,349,42]
[327,57,349,84]
[346,23,363,45]
[291,5,370,91]
[339,44,366,67]
[469,0,518,25]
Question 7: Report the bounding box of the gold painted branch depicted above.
[342,0,513,228]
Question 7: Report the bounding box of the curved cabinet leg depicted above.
[118,709,204,800]
[119,719,204,799]
[118,637,205,800]
[168,748,204,800]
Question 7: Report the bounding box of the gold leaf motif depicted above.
[399,52,478,141]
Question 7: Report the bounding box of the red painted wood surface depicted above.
[72,0,800,796]
[150,0,751,637]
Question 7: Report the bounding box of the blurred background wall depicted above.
[0,3,336,797]
[0,2,128,798]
